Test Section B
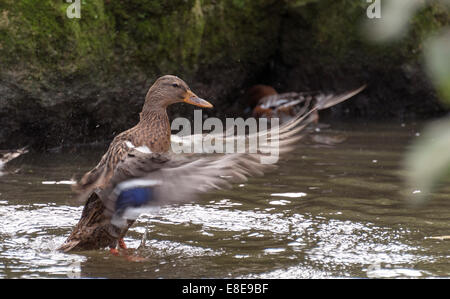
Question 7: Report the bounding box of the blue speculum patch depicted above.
[115,187,154,213]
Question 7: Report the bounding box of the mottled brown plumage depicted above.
[72,75,211,195]
[60,75,212,252]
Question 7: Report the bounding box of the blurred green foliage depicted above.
[0,0,113,82]
[365,0,450,199]
[424,30,450,105]
[0,0,284,84]
[405,118,450,200]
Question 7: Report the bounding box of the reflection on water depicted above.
[0,121,449,278]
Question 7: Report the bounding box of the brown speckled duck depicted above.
[60,75,212,252]
[246,84,366,124]
[59,75,359,254]
[0,147,28,175]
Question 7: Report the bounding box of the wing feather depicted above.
[82,86,365,225]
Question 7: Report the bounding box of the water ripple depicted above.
[0,122,449,278]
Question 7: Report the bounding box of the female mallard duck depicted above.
[59,75,358,253]
[246,84,366,124]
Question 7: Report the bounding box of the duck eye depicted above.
[172,83,179,88]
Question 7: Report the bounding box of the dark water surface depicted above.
[0,122,449,278]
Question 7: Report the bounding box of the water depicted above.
[0,122,449,278]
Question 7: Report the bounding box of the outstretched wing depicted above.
[97,149,281,228]
[82,85,366,227]
[96,150,274,224]
[72,133,139,195]
[92,85,364,227]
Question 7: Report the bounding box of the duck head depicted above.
[143,75,213,112]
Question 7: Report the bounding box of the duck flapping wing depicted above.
[85,85,364,227]
[89,112,310,227]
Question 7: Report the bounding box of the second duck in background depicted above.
[245,84,366,124]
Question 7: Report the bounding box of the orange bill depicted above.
[183,90,213,108]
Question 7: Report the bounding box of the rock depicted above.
[0,0,448,149]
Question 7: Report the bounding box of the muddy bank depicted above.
[0,0,448,149]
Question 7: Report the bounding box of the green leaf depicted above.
[404,117,450,201]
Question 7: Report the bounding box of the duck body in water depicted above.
[60,75,213,252]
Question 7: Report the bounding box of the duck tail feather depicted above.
[57,240,80,253]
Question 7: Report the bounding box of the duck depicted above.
[59,75,357,253]
[245,84,366,124]
[60,75,212,252]
[0,147,28,176]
